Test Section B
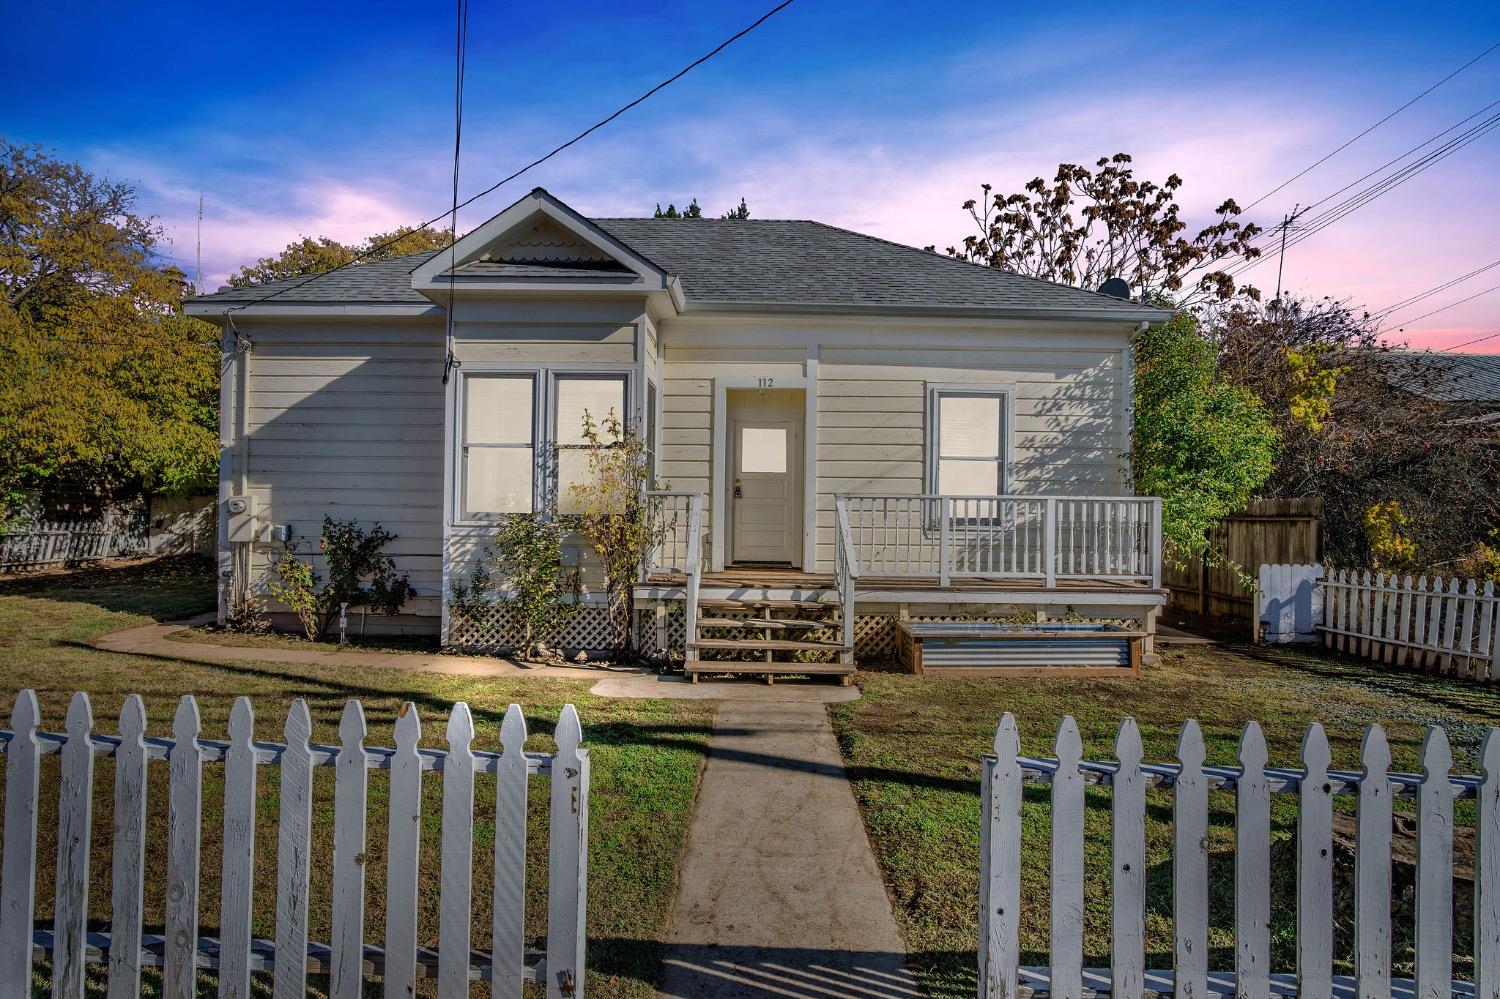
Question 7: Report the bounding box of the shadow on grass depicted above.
[0,555,215,622]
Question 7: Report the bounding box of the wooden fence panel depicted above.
[0,692,588,995]
[978,712,1498,999]
[1321,568,1499,682]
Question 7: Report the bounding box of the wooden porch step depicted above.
[699,599,835,612]
[684,660,854,675]
[691,637,848,653]
[684,659,856,685]
[696,617,825,631]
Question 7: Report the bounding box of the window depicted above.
[927,387,1010,495]
[462,375,536,517]
[555,374,627,514]
[645,380,659,483]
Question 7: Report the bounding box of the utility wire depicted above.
[1240,40,1500,214]
[1442,329,1500,351]
[224,0,797,317]
[1371,256,1500,321]
[442,0,469,385]
[1380,279,1500,333]
[1222,107,1500,281]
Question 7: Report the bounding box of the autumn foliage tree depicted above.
[227,225,452,288]
[1209,295,1500,567]
[0,138,219,516]
[935,153,1263,305]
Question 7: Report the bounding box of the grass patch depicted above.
[831,643,1500,999]
[0,558,713,997]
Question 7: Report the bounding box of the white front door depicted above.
[730,417,801,565]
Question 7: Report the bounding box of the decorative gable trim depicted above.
[410,189,671,298]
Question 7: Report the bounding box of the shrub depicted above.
[268,517,414,640]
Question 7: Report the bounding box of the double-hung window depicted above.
[462,374,537,518]
[554,374,627,514]
[927,387,1011,496]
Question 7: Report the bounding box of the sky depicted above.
[4,1,1499,352]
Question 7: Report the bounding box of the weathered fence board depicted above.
[0,513,148,572]
[979,713,1494,999]
[1323,569,1499,681]
[0,691,589,995]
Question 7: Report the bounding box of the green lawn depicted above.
[0,558,714,998]
[830,643,1500,999]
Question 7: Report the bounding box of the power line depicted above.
[225,0,797,316]
[442,0,469,385]
[1240,40,1500,214]
[1183,74,1500,285]
[1442,329,1500,351]
[1380,279,1500,333]
[1222,106,1500,282]
[1371,256,1500,321]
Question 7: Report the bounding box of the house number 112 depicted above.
[757,377,774,388]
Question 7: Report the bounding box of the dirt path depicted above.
[656,701,917,998]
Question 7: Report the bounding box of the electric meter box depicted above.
[225,496,258,544]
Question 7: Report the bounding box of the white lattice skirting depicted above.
[447,602,617,654]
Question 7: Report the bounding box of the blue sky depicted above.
[5,1,1499,350]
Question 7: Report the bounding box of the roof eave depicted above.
[677,299,1174,323]
[183,302,443,319]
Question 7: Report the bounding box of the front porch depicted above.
[638,491,1168,679]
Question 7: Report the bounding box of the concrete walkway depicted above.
[657,701,918,998]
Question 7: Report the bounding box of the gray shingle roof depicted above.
[1379,350,1500,405]
[187,217,1166,318]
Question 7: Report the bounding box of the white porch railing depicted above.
[0,690,589,998]
[837,494,1162,587]
[981,712,1497,999]
[645,491,705,650]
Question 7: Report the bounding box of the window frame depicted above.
[924,383,1015,497]
[452,366,636,526]
[550,371,631,514]
[457,369,543,523]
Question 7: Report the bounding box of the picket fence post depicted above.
[439,702,477,998]
[330,700,368,999]
[275,699,315,999]
[1355,725,1391,999]
[107,695,148,999]
[220,697,257,999]
[494,703,530,997]
[1111,719,1145,999]
[1415,726,1454,999]
[1235,722,1270,999]
[546,704,590,999]
[165,695,203,999]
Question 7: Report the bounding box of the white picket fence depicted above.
[980,713,1498,999]
[0,515,148,571]
[1321,569,1499,679]
[0,690,590,998]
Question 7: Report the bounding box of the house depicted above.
[185,188,1172,679]
[1376,349,1500,433]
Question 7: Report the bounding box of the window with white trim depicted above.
[554,374,627,514]
[462,374,536,517]
[927,387,1010,495]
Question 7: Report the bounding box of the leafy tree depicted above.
[564,410,667,658]
[933,153,1262,304]
[1209,295,1500,567]
[653,198,750,220]
[449,515,581,660]
[226,225,452,288]
[0,138,219,515]
[1130,312,1279,566]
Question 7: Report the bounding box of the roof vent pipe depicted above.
[1097,277,1131,300]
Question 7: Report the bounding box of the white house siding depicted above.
[812,345,1126,570]
[238,319,446,631]
[654,317,1135,573]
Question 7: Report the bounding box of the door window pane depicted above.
[466,377,533,445]
[939,395,1001,458]
[740,427,787,473]
[557,377,625,445]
